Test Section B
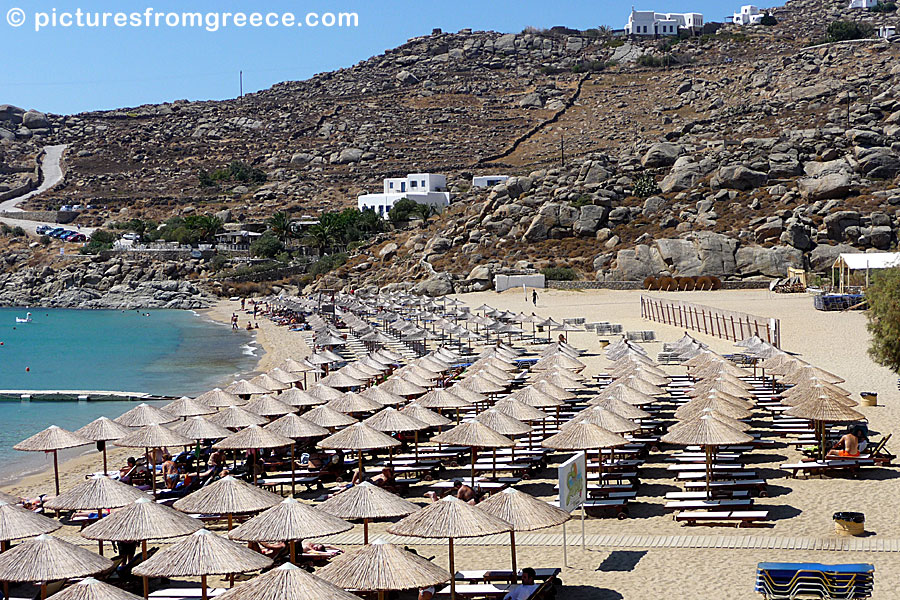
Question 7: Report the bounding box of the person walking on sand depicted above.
[532,290,538,306]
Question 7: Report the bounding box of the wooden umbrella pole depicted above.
[705,445,712,499]
[142,540,149,600]
[227,513,233,531]
[289,540,296,564]
[53,451,60,496]
[359,452,364,483]
[201,575,208,600]
[41,583,47,600]
[470,448,476,489]
[449,537,456,600]
[364,518,370,544]
[510,531,518,585]
[103,446,108,476]
[290,443,296,497]
[252,450,258,484]
[146,447,157,498]
[414,430,419,461]
[492,448,497,480]
[97,508,104,555]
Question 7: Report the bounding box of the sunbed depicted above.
[675,510,770,527]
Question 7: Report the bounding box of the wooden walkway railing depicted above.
[640,296,781,348]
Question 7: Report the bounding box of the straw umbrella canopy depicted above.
[14,426,90,497]
[264,413,329,495]
[688,378,753,400]
[196,388,246,408]
[114,425,192,496]
[281,357,321,373]
[0,501,60,546]
[543,422,628,487]
[43,476,144,514]
[388,497,512,600]
[114,404,176,427]
[327,392,383,415]
[431,422,514,488]
[209,406,268,429]
[781,365,846,386]
[162,397,215,419]
[416,389,471,423]
[689,409,752,432]
[319,372,365,389]
[360,387,406,407]
[662,415,752,496]
[268,367,304,387]
[215,562,358,600]
[493,398,549,424]
[0,534,112,600]
[364,408,429,460]
[478,488,571,583]
[530,380,576,402]
[318,482,419,544]
[458,374,506,395]
[280,387,328,409]
[318,423,401,481]
[474,410,531,475]
[213,426,294,484]
[302,405,358,429]
[308,384,346,402]
[567,407,639,434]
[784,395,866,461]
[75,417,133,476]
[587,396,651,420]
[317,541,450,599]
[399,371,435,389]
[173,476,281,530]
[595,383,657,406]
[170,416,232,441]
[250,374,291,393]
[611,375,666,397]
[675,395,752,420]
[81,496,202,597]
[226,380,270,399]
[228,497,352,564]
[446,384,488,406]
[133,529,272,600]
[244,395,296,418]
[510,386,565,409]
[45,578,141,600]
[399,404,452,428]
[533,353,586,372]
[0,490,20,505]
[379,378,427,398]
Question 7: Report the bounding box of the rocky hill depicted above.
[3,0,900,298]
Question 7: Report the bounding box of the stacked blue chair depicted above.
[755,563,874,599]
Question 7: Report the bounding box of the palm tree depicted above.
[268,211,293,245]
[414,203,435,225]
[303,223,338,256]
[190,215,223,243]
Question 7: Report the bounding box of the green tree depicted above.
[826,20,874,42]
[760,13,778,25]
[303,223,338,255]
[184,215,223,242]
[413,203,435,224]
[388,198,420,224]
[250,232,284,258]
[866,268,900,373]
[268,211,293,244]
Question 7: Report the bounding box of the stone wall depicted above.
[547,280,773,290]
[0,210,79,224]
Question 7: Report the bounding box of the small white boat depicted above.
[15,312,32,323]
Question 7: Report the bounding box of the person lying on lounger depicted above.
[827,429,862,458]
[503,567,538,600]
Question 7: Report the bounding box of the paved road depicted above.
[0,144,95,236]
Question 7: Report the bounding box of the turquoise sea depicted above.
[0,308,258,481]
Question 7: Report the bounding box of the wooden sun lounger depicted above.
[435,584,509,598]
[675,510,770,527]
[455,568,560,583]
[677,470,758,481]
[667,463,744,472]
[665,490,750,500]
[683,479,768,496]
[781,459,874,479]
[149,589,227,599]
[551,498,630,519]
[665,498,754,511]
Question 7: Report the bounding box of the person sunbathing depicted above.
[248,541,285,557]
[828,429,862,458]
[161,454,180,490]
[503,567,538,600]
[425,480,476,504]
[372,467,399,493]
[302,540,342,554]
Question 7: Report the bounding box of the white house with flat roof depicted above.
[358,173,451,218]
[472,175,510,188]
[848,0,878,8]
[624,9,703,36]
[877,24,897,38]
[733,5,763,25]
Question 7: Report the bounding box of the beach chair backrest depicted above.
[873,433,892,455]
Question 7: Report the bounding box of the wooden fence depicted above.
[640,296,781,348]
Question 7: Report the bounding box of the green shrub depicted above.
[80,229,116,255]
[199,160,266,188]
[210,254,229,271]
[541,267,578,281]
[760,13,778,25]
[0,223,11,235]
[309,253,348,277]
[11,226,25,237]
[871,1,897,12]
[606,39,625,48]
[826,20,874,42]
[570,195,594,209]
[250,233,284,258]
[637,55,664,68]
[866,268,900,373]
[633,173,661,198]
[40,235,51,246]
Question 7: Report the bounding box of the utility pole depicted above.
[239,71,243,105]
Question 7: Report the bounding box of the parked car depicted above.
[35,225,52,235]
[121,232,141,241]
[48,228,66,237]
[68,233,87,243]
[60,231,78,241]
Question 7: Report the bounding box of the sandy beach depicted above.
[4,288,900,599]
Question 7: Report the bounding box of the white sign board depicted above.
[558,451,586,512]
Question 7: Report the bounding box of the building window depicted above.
[410,181,417,188]
[421,180,426,187]
[389,182,393,189]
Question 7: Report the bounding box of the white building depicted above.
[357,173,451,218]
[472,175,510,188]
[877,25,897,38]
[733,5,764,25]
[848,0,878,8]
[624,10,704,36]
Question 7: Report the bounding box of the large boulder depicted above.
[695,232,738,276]
[518,92,544,109]
[414,276,454,297]
[573,205,610,236]
[823,211,861,241]
[711,165,768,191]
[660,164,700,193]
[0,105,25,124]
[654,238,702,276]
[808,243,858,271]
[22,110,50,129]
[641,143,682,168]
[611,245,667,280]
[857,149,900,179]
[797,173,854,201]
[735,246,803,278]
[333,148,364,164]
[767,153,802,179]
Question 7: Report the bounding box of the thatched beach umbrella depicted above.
[264,414,329,495]
[0,534,112,600]
[14,426,90,497]
[431,422,514,488]
[595,383,656,406]
[543,422,628,490]
[379,378,427,398]
[250,374,291,393]
[244,395,296,418]
[196,388,246,408]
[662,415,753,497]
[319,372,365,390]
[0,500,60,554]
[317,541,450,600]
[228,497,351,564]
[226,380,270,400]
[46,577,141,600]
[474,410,531,477]
[114,425,192,497]
[530,380,576,402]
[308,383,346,402]
[478,488,571,583]
[327,392,383,415]
[170,416,233,441]
[399,403,452,428]
[364,408,429,461]
[360,386,406,407]
[215,562,358,600]
[388,497,511,600]
[268,367,305,388]
[280,387,327,409]
[567,407,638,434]
[675,395,752,420]
[162,397,215,419]
[319,482,418,544]
[75,417,133,476]
[213,426,293,484]
[416,389,471,424]
[784,394,866,461]
[318,423,401,482]
[587,396,652,420]
[173,475,281,531]
[81,497,202,599]
[114,404,176,428]
[133,529,272,600]
[209,406,268,429]
[0,491,19,505]
[302,405,358,430]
